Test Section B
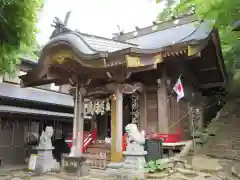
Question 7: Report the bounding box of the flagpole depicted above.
[178,73,183,79]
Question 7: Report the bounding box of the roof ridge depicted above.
[115,14,198,41]
[77,31,138,46]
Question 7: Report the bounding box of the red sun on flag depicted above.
[178,83,182,93]
[173,77,184,102]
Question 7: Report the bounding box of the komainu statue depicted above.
[38,126,54,150]
[122,124,147,179]
[125,124,146,153]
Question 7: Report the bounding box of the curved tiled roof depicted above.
[20,14,226,90]
[126,20,213,49]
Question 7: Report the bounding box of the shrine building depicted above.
[20,15,227,163]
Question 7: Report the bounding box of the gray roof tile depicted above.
[126,20,213,49]
[80,33,138,52]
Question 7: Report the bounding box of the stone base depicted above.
[34,148,56,175]
[61,154,90,177]
[107,162,124,169]
[119,152,147,180]
[106,162,124,177]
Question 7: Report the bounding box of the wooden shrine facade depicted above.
[20,15,227,162]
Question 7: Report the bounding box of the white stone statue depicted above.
[37,126,54,149]
[125,124,146,153]
[122,124,147,179]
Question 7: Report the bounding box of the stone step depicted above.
[84,152,111,161]
[86,147,111,154]
[88,143,111,149]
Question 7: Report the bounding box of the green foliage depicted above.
[174,0,239,29]
[0,0,43,74]
[156,0,194,22]
[144,159,167,173]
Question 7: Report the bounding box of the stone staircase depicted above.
[202,101,240,160]
[84,141,111,164]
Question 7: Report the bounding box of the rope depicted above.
[167,97,224,130]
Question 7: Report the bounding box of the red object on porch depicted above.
[122,133,127,151]
[147,128,182,143]
[82,128,97,152]
[66,128,97,152]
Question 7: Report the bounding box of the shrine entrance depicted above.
[95,94,133,140]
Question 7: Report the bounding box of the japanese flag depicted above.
[173,77,184,102]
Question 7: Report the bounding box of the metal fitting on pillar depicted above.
[166,79,171,85]
[156,78,161,88]
[80,87,87,96]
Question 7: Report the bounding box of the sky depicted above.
[36,0,165,45]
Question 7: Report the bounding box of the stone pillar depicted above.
[69,84,79,157]
[76,88,84,156]
[111,88,123,162]
[69,84,84,157]
[157,78,169,133]
[139,91,147,131]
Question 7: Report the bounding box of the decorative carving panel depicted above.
[131,92,140,126]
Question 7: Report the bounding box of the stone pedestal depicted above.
[35,148,57,175]
[61,154,90,177]
[119,145,147,180]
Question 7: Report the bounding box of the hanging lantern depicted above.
[90,101,95,115]
[95,101,101,115]
[106,100,111,112]
[112,94,116,100]
[84,103,88,116]
[87,101,93,114]
[99,100,105,115]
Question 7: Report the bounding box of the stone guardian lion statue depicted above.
[125,124,145,153]
[38,126,54,150]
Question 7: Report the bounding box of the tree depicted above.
[173,0,240,30]
[0,0,43,74]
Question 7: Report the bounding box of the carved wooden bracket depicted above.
[106,82,143,94]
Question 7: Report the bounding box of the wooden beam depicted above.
[200,82,225,89]
[183,64,199,89]
[211,31,227,85]
[199,67,218,72]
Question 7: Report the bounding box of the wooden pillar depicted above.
[111,88,123,162]
[157,78,169,133]
[139,91,147,131]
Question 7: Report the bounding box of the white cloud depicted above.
[37,0,163,45]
